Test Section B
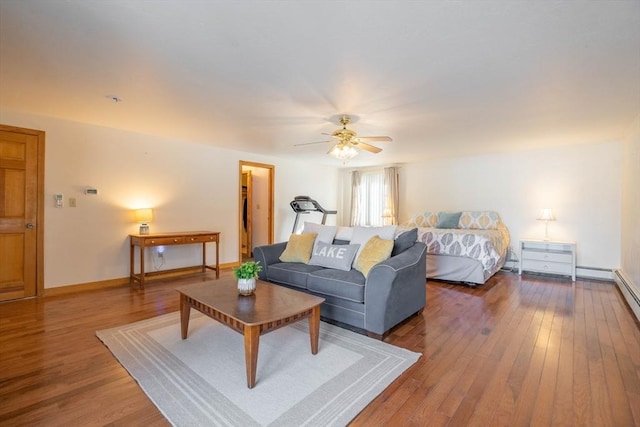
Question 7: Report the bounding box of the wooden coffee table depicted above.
[177,278,325,388]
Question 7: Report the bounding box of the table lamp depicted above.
[537,208,555,241]
[135,208,153,235]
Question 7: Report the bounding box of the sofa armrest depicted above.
[253,242,288,280]
[364,242,427,336]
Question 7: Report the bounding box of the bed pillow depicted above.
[392,227,418,256]
[350,225,397,266]
[279,233,317,264]
[309,242,360,271]
[302,222,337,245]
[404,212,438,228]
[458,211,501,230]
[436,212,462,229]
[354,236,394,278]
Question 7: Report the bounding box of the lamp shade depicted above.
[537,208,555,221]
[135,208,153,223]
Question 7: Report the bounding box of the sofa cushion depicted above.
[335,226,354,241]
[279,233,317,263]
[307,269,366,303]
[303,222,337,245]
[355,236,394,278]
[350,225,397,267]
[392,227,417,257]
[267,262,324,289]
[309,241,360,271]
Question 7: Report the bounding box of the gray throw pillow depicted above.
[309,242,360,271]
[392,228,418,256]
[436,212,462,229]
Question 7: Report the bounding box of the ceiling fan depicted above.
[295,115,392,163]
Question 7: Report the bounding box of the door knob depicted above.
[26,223,34,229]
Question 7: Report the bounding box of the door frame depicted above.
[0,124,45,297]
[241,170,252,258]
[238,161,274,263]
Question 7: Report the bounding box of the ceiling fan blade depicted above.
[355,142,382,153]
[294,140,331,146]
[321,132,341,139]
[357,136,392,143]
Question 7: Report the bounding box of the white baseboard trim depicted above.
[614,269,640,322]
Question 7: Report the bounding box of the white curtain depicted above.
[384,167,399,225]
[351,169,387,226]
[350,167,400,227]
[350,170,361,226]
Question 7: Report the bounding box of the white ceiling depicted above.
[1,0,639,167]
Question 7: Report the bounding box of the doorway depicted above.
[0,124,45,301]
[238,161,274,263]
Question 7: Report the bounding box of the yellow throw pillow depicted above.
[279,233,317,264]
[355,235,394,278]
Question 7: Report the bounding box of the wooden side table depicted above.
[518,238,576,281]
[129,231,220,289]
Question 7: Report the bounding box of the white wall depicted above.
[621,115,640,296]
[340,141,622,271]
[1,109,338,288]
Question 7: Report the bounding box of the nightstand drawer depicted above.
[146,236,186,246]
[522,259,573,275]
[522,250,573,263]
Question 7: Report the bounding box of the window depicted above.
[353,170,384,226]
[350,167,399,227]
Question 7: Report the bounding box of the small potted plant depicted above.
[233,261,262,296]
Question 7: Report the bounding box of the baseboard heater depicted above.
[502,261,614,281]
[614,269,640,322]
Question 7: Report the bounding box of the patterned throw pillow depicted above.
[354,236,394,278]
[458,211,500,229]
[279,233,317,264]
[404,212,438,228]
[309,242,360,271]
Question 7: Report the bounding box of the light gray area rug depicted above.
[96,311,420,427]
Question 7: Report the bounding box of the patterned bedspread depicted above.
[411,226,510,277]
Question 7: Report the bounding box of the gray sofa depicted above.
[253,233,427,338]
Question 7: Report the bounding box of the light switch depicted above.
[69,198,77,207]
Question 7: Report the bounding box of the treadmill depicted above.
[289,196,337,233]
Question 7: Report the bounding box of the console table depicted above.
[129,231,220,289]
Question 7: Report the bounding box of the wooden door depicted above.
[0,125,44,301]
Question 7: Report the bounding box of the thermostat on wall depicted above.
[85,188,98,195]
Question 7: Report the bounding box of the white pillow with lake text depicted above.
[308,242,360,271]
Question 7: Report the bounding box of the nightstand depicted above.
[518,238,576,281]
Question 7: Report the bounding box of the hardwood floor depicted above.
[1,270,639,426]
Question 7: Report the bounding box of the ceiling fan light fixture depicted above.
[329,143,358,164]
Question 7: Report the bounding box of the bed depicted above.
[401,211,510,285]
